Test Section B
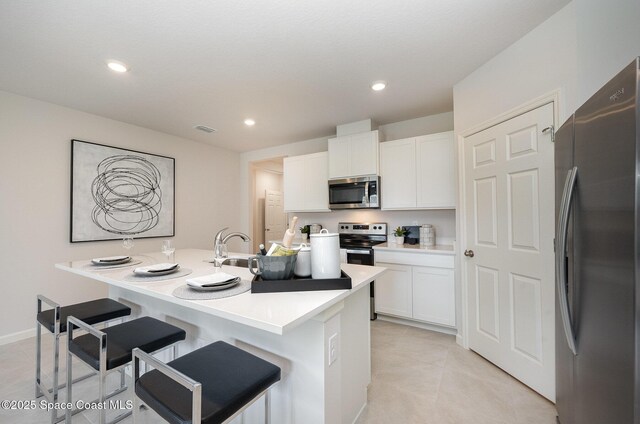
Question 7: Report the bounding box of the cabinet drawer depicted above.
[375,251,454,268]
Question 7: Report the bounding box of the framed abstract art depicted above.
[70,139,175,242]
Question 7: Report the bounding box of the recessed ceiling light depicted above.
[371,81,387,91]
[107,61,129,73]
[244,119,256,126]
[193,125,218,134]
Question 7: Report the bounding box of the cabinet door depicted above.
[304,152,330,211]
[416,131,456,208]
[374,262,413,318]
[328,136,350,179]
[349,131,379,177]
[380,138,417,209]
[283,156,306,212]
[412,266,455,326]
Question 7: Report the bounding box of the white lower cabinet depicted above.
[374,263,413,318]
[412,266,455,326]
[375,251,455,328]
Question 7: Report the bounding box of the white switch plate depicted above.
[328,333,338,365]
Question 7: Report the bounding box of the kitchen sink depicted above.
[221,258,249,268]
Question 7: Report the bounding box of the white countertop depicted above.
[373,242,455,255]
[55,249,385,335]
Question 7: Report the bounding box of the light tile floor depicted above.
[356,320,557,424]
[0,320,556,423]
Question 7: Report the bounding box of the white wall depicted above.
[453,2,577,132]
[0,90,241,342]
[576,0,640,105]
[379,112,453,141]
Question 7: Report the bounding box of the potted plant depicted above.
[300,225,310,241]
[393,226,409,245]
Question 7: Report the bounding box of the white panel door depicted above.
[265,189,286,245]
[380,138,417,209]
[349,131,379,177]
[374,262,412,318]
[463,102,555,400]
[416,131,456,208]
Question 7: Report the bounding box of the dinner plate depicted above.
[186,273,239,288]
[188,280,240,292]
[91,256,131,265]
[133,263,180,276]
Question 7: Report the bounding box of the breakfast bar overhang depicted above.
[56,249,386,424]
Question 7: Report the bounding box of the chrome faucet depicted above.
[213,227,251,266]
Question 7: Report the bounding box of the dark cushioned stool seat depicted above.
[37,298,131,333]
[135,341,281,424]
[69,316,186,371]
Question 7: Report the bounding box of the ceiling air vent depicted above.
[193,125,218,133]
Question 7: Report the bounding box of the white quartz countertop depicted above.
[55,249,385,335]
[373,243,455,255]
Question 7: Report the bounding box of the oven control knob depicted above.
[374,226,378,230]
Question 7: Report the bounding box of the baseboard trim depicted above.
[456,333,465,348]
[376,315,457,335]
[0,327,36,346]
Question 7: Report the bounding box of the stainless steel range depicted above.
[338,222,387,320]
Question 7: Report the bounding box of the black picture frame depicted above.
[70,139,175,243]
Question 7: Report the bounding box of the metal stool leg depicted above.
[35,321,42,398]
[65,349,72,424]
[265,390,271,424]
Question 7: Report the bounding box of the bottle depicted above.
[282,216,298,248]
[259,243,268,256]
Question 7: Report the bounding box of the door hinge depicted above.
[542,126,555,142]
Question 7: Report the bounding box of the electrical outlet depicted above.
[328,333,339,366]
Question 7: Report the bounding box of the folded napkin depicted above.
[186,272,239,288]
[134,263,178,273]
[92,255,130,263]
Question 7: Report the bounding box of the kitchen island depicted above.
[55,249,386,424]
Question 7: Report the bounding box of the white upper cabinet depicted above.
[283,152,330,212]
[328,130,380,179]
[416,133,456,208]
[379,138,417,209]
[380,131,456,210]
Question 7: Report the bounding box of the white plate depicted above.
[92,256,131,265]
[188,280,240,292]
[134,263,179,276]
[186,272,239,288]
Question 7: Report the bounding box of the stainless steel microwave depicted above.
[328,175,380,210]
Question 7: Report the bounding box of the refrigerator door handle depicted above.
[556,166,578,355]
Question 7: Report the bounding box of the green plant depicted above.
[393,226,409,237]
[300,225,311,235]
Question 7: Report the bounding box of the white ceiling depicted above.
[0,1,569,152]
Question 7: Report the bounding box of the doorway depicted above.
[459,99,557,401]
[249,158,287,253]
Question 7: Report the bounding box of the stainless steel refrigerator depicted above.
[555,58,639,424]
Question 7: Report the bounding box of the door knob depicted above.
[464,249,475,258]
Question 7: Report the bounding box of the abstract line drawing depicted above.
[71,140,175,243]
[91,155,163,235]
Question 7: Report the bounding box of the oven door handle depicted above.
[346,249,372,255]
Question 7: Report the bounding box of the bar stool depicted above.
[133,341,281,424]
[66,315,187,424]
[35,295,132,423]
